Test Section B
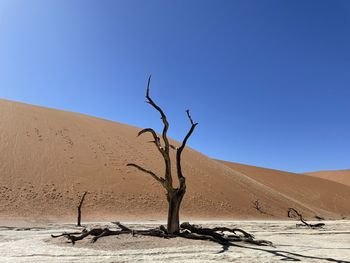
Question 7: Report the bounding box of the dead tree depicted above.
[127,76,198,234]
[287,208,325,228]
[252,199,264,214]
[52,77,273,248]
[77,191,87,227]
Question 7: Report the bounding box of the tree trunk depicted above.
[77,192,87,227]
[167,189,185,234]
[77,207,82,227]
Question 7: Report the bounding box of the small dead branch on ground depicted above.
[287,208,325,228]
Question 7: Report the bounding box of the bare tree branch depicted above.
[176,109,198,188]
[287,208,325,228]
[288,208,308,226]
[145,76,172,187]
[137,128,161,147]
[138,128,162,147]
[170,144,177,150]
[186,109,195,125]
[138,128,168,160]
[127,163,166,187]
[146,76,170,152]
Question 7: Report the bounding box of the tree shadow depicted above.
[198,234,348,262]
[216,244,229,254]
[229,243,350,263]
[278,244,350,250]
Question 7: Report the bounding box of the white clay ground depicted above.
[0,220,349,262]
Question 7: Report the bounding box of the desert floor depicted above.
[0,220,349,263]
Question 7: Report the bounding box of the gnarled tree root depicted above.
[180,222,273,246]
[51,221,273,247]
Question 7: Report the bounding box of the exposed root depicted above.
[52,221,273,248]
[295,223,325,229]
[180,222,273,246]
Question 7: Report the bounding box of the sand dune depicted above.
[0,99,349,221]
[305,170,350,187]
[219,161,350,219]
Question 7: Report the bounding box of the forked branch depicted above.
[146,76,170,154]
[176,109,198,186]
[138,128,162,149]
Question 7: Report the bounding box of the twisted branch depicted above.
[138,128,162,149]
[288,208,325,228]
[145,76,172,187]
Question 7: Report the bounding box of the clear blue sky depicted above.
[1,0,349,173]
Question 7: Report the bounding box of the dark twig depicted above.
[288,208,325,228]
[77,191,88,227]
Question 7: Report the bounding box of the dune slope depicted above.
[305,170,350,187]
[219,161,350,219]
[0,99,349,220]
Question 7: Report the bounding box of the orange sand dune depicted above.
[219,161,350,219]
[0,99,349,221]
[305,170,350,187]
